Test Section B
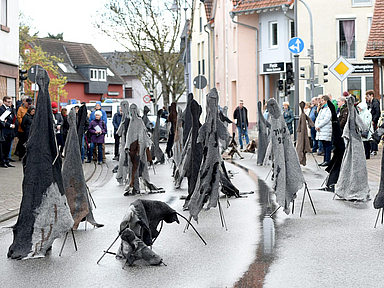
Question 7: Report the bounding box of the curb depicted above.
[0,162,97,224]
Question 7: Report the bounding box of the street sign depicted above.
[288,37,304,54]
[328,56,355,82]
[193,75,207,89]
[70,99,77,104]
[143,94,151,103]
[27,64,43,83]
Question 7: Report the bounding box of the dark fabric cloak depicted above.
[372,126,384,208]
[151,109,165,164]
[188,88,229,221]
[8,68,74,259]
[62,108,103,229]
[325,100,345,190]
[266,98,305,214]
[76,103,87,153]
[120,199,179,246]
[335,96,370,201]
[257,101,270,165]
[166,102,177,158]
[296,101,314,166]
[182,93,193,145]
[142,106,151,130]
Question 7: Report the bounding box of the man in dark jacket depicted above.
[233,99,249,150]
[112,106,122,160]
[0,96,18,167]
[366,90,380,155]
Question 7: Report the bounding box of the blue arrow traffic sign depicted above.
[288,37,304,54]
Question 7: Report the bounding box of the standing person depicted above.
[161,106,169,119]
[282,101,294,135]
[51,101,64,156]
[357,101,372,159]
[328,94,338,112]
[309,97,319,152]
[89,101,107,162]
[0,96,18,167]
[16,96,32,160]
[233,99,249,150]
[366,90,380,155]
[112,106,122,161]
[315,95,332,166]
[21,106,35,140]
[86,111,107,165]
[337,96,348,131]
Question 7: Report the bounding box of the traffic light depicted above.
[278,79,284,91]
[286,63,294,85]
[150,90,155,103]
[300,65,310,79]
[285,80,291,96]
[318,64,328,85]
[19,69,27,93]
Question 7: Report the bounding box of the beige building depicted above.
[0,0,19,101]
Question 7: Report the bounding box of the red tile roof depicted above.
[204,0,213,21]
[232,0,289,13]
[365,0,384,58]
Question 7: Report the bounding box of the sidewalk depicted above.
[0,145,115,223]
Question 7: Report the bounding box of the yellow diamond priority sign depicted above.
[329,56,355,82]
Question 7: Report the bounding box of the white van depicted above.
[64,101,121,144]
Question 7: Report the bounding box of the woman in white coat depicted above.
[357,101,372,159]
[315,95,332,166]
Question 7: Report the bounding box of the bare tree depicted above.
[97,0,190,108]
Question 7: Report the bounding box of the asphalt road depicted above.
[0,156,260,288]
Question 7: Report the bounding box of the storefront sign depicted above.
[263,62,285,73]
[352,64,373,74]
[107,91,119,96]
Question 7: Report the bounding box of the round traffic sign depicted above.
[27,64,43,83]
[288,37,304,54]
[193,75,207,89]
[143,95,151,103]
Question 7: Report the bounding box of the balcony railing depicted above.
[337,40,356,59]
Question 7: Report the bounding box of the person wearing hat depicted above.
[52,101,64,156]
[89,101,107,162]
[16,96,32,160]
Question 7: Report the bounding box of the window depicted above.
[90,68,107,81]
[90,69,98,81]
[125,87,133,98]
[98,69,106,81]
[0,0,7,27]
[347,77,362,101]
[368,17,372,35]
[233,26,237,51]
[290,21,295,39]
[58,63,76,73]
[352,0,372,7]
[269,21,278,48]
[199,4,202,33]
[338,19,356,59]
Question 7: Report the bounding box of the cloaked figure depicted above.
[62,108,103,229]
[116,100,130,185]
[257,101,270,165]
[266,98,305,214]
[296,101,315,166]
[165,102,177,159]
[335,96,370,201]
[124,104,163,195]
[188,88,230,221]
[8,68,74,259]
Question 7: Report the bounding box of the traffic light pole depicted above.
[293,0,299,142]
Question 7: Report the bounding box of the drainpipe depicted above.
[205,23,216,89]
[229,11,259,108]
[204,24,211,89]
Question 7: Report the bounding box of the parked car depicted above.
[147,115,168,141]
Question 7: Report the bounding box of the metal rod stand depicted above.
[59,228,78,256]
[300,183,317,217]
[218,200,228,231]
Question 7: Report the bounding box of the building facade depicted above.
[0,0,19,102]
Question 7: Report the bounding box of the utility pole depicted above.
[293,0,299,142]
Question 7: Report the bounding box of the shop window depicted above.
[347,77,362,101]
